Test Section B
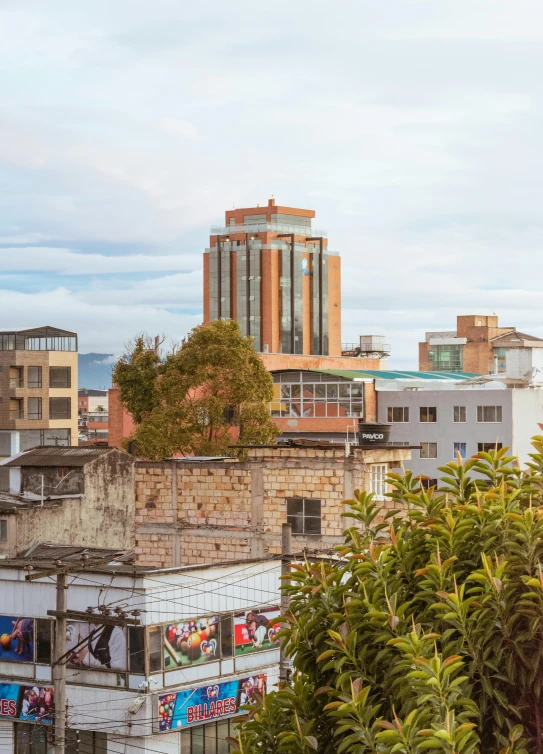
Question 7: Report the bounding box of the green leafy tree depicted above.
[234,439,543,754]
[113,320,279,458]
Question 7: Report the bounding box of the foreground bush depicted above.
[234,439,543,754]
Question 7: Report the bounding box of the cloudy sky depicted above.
[1,0,543,368]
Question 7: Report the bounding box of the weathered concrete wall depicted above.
[135,446,411,568]
[11,451,135,555]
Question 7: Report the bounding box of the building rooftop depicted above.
[0,446,117,468]
[306,369,478,381]
[490,330,543,347]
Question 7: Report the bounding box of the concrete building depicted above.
[78,388,108,415]
[419,314,543,375]
[0,446,134,557]
[377,377,543,483]
[0,326,78,460]
[134,443,411,569]
[0,547,280,754]
[203,198,341,356]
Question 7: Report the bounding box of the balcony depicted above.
[210,223,327,237]
[9,378,24,388]
[10,409,24,420]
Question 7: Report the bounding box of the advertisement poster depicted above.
[0,616,34,663]
[158,674,266,732]
[163,616,219,669]
[234,607,280,655]
[66,621,127,671]
[0,683,54,723]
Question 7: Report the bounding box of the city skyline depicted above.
[2,1,543,367]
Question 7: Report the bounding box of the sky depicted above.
[1,0,543,368]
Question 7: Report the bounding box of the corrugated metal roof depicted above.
[22,542,133,562]
[1,446,114,467]
[307,369,478,381]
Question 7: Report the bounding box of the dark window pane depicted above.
[327,384,338,399]
[220,615,233,658]
[286,498,303,515]
[49,397,71,420]
[36,619,52,663]
[287,515,304,534]
[129,626,145,673]
[304,499,321,516]
[304,516,322,535]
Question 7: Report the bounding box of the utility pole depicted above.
[25,558,141,754]
[53,572,67,754]
[279,523,292,684]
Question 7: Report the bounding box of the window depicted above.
[27,366,42,388]
[287,498,322,535]
[427,343,463,372]
[128,626,145,673]
[453,442,467,460]
[181,719,239,754]
[387,406,409,422]
[453,406,466,423]
[420,442,438,459]
[49,397,71,420]
[0,519,7,540]
[420,478,438,490]
[9,366,24,388]
[148,626,162,672]
[477,406,502,423]
[49,366,71,388]
[270,374,363,419]
[27,397,42,420]
[420,407,437,422]
[10,398,23,420]
[15,724,106,754]
[369,464,388,500]
[36,619,52,663]
[478,442,503,453]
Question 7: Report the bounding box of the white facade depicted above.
[0,559,281,754]
[377,380,543,482]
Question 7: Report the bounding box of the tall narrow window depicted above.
[369,464,388,500]
[453,406,466,423]
[28,397,42,420]
[27,366,42,388]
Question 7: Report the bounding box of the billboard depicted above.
[65,621,127,671]
[0,616,34,663]
[234,607,280,656]
[0,683,54,723]
[163,616,219,669]
[157,674,266,732]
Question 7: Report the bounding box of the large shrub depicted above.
[234,439,543,754]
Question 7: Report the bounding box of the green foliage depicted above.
[113,320,280,458]
[235,438,543,754]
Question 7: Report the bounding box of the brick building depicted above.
[204,198,341,356]
[134,444,411,568]
[419,314,543,375]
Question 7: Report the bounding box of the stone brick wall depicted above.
[135,446,411,569]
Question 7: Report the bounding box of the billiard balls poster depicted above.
[234,607,280,655]
[163,616,219,668]
[0,616,34,663]
[157,674,266,731]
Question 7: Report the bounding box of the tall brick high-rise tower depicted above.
[203,199,341,355]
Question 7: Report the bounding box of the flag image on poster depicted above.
[157,675,266,731]
[234,607,280,655]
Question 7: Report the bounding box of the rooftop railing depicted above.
[210,223,327,237]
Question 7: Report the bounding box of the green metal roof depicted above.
[306,369,478,381]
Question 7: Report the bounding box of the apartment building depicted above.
[377,379,543,483]
[419,314,543,375]
[0,327,78,466]
[203,198,341,356]
[78,389,109,444]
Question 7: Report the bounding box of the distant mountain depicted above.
[79,353,116,390]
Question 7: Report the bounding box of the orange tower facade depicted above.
[203,199,341,356]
